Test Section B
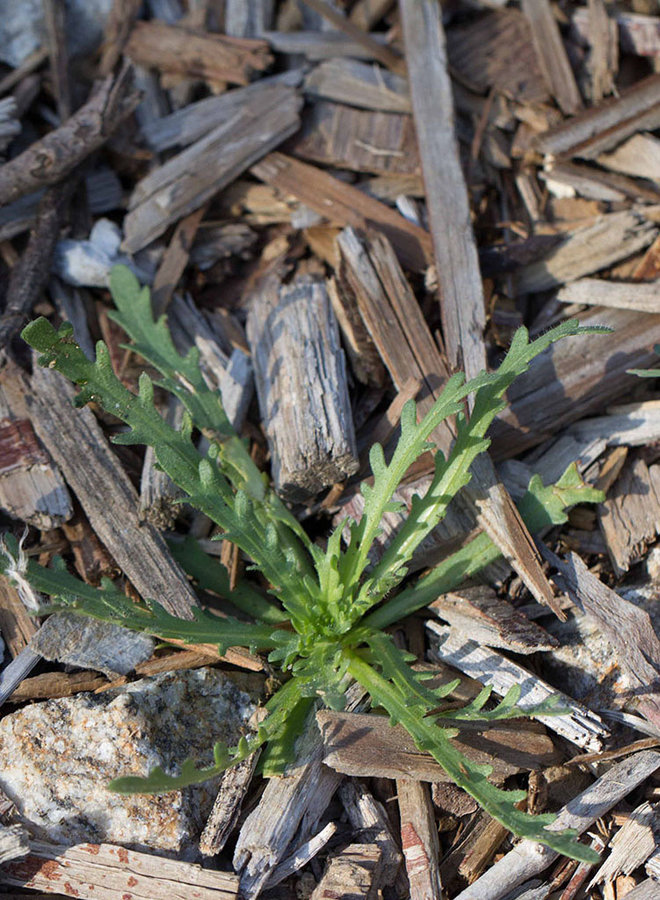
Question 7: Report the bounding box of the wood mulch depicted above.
[1,1,660,898]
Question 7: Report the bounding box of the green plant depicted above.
[6,266,607,862]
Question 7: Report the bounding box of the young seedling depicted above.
[5,266,608,863]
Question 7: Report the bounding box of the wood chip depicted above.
[0,839,241,899]
[453,751,660,900]
[123,84,301,252]
[125,21,273,86]
[397,780,442,900]
[543,548,660,729]
[590,801,660,888]
[522,0,582,115]
[0,361,72,529]
[310,843,383,900]
[247,273,358,499]
[558,277,660,314]
[304,58,410,113]
[427,620,608,753]
[291,100,419,174]
[516,209,658,293]
[598,456,660,576]
[535,73,660,160]
[317,709,560,782]
[251,152,432,271]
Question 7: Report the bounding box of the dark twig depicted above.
[0,67,140,206]
[0,179,77,365]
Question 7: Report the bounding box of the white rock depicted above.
[0,668,256,855]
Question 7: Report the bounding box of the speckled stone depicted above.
[0,668,256,855]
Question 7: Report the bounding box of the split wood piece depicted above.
[310,843,383,900]
[43,0,71,120]
[399,0,487,381]
[99,0,143,77]
[265,29,392,62]
[168,293,253,431]
[490,306,660,459]
[199,752,260,857]
[151,206,207,317]
[429,586,558,655]
[535,73,660,161]
[542,160,660,205]
[0,839,241,899]
[0,578,37,658]
[0,824,29,865]
[523,433,606,485]
[558,278,660,314]
[267,822,339,888]
[590,801,659,889]
[337,226,561,616]
[326,276,387,388]
[125,21,272,86]
[446,8,549,106]
[573,7,660,58]
[123,84,301,253]
[0,360,72,529]
[453,750,660,900]
[246,274,358,500]
[141,70,302,153]
[583,0,618,103]
[234,684,365,897]
[298,0,404,75]
[317,710,560,783]
[521,0,582,115]
[0,179,77,365]
[27,368,197,615]
[598,457,660,576]
[338,780,403,888]
[250,153,432,271]
[290,101,419,175]
[443,813,509,890]
[8,668,109,702]
[397,780,442,900]
[29,611,154,680]
[0,69,139,207]
[568,401,660,449]
[426,620,608,753]
[621,881,660,900]
[139,395,184,530]
[543,548,660,730]
[598,133,660,182]
[646,849,660,878]
[516,209,658,293]
[304,58,410,113]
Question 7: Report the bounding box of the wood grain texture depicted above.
[317,710,560,782]
[250,152,432,271]
[522,0,582,114]
[123,85,302,253]
[454,751,660,900]
[397,780,442,900]
[399,0,486,381]
[1,839,240,899]
[247,274,358,499]
[27,366,198,621]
